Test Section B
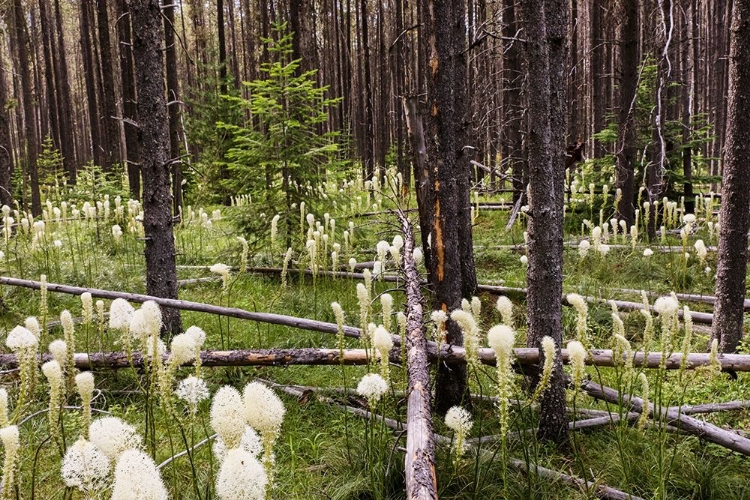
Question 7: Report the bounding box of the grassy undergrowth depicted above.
[0,186,747,499]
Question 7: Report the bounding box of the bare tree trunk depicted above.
[117,0,140,199]
[422,0,476,415]
[130,0,182,335]
[12,0,42,216]
[711,0,750,353]
[53,0,77,183]
[614,0,638,227]
[164,1,183,214]
[96,0,120,171]
[0,41,13,207]
[81,0,103,168]
[38,0,61,156]
[521,0,568,445]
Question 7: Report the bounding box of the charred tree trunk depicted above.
[614,0,638,227]
[12,0,42,216]
[521,0,569,445]
[422,0,477,415]
[117,0,140,199]
[130,0,182,335]
[711,0,750,353]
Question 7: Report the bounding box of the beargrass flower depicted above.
[532,336,557,402]
[215,448,268,500]
[111,450,167,500]
[60,437,110,495]
[0,425,20,498]
[213,425,262,463]
[451,309,480,371]
[76,372,95,437]
[357,373,388,407]
[487,324,516,438]
[373,326,393,382]
[89,417,142,463]
[211,386,246,450]
[0,389,8,428]
[567,340,587,388]
[495,296,513,326]
[445,406,473,464]
[637,373,650,430]
[567,293,589,345]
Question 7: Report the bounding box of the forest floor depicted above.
[1,185,749,499]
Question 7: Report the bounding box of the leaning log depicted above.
[399,212,438,500]
[581,381,750,456]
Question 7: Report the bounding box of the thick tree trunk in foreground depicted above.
[423,0,476,415]
[614,0,638,227]
[711,0,750,353]
[521,0,568,445]
[130,0,182,335]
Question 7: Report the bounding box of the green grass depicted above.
[0,187,748,499]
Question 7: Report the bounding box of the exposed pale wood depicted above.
[581,381,750,456]
[398,212,438,500]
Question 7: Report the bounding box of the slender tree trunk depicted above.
[117,0,140,199]
[12,0,42,216]
[96,0,120,171]
[0,41,13,208]
[360,0,374,179]
[130,0,182,335]
[711,0,750,353]
[54,0,77,183]
[218,0,228,95]
[614,0,638,227]
[38,0,61,155]
[521,0,568,445]
[81,0,103,167]
[164,1,183,214]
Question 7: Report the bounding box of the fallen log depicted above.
[398,211,438,500]
[1,343,750,373]
[581,381,750,456]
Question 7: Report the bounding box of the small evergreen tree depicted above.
[218,23,344,243]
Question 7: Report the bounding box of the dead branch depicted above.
[581,381,750,456]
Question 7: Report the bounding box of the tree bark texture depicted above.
[118,0,141,199]
[423,0,475,415]
[97,0,120,171]
[164,1,183,213]
[399,212,438,500]
[0,39,13,207]
[130,0,182,335]
[521,0,568,445]
[614,0,639,227]
[711,0,750,353]
[12,0,42,216]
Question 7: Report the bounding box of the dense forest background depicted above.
[0,0,732,213]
